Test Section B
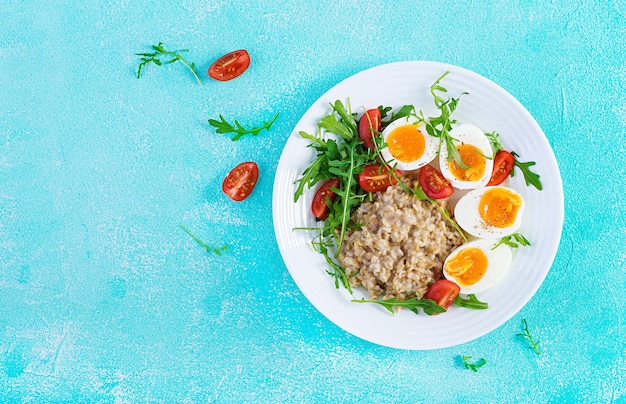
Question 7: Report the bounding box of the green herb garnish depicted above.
[492,233,531,249]
[413,184,467,242]
[421,71,469,169]
[485,131,543,191]
[208,112,279,141]
[352,297,446,316]
[511,151,543,190]
[454,294,489,310]
[462,355,487,372]
[181,225,228,255]
[136,42,202,85]
[517,318,542,355]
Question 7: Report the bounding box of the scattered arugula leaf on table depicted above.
[517,318,542,355]
[462,355,487,372]
[136,42,203,85]
[208,112,279,141]
[181,225,228,256]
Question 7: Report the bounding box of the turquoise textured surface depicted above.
[1,1,625,403]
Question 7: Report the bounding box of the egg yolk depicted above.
[387,125,426,163]
[479,188,523,228]
[447,144,486,181]
[445,247,488,286]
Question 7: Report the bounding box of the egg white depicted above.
[443,238,512,294]
[439,123,494,189]
[454,186,525,239]
[380,116,438,171]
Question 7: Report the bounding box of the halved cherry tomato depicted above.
[208,49,251,81]
[423,279,460,310]
[487,150,515,186]
[222,162,258,201]
[418,165,454,199]
[311,178,340,220]
[358,108,381,150]
[358,164,401,193]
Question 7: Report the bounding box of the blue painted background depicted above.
[1,0,625,402]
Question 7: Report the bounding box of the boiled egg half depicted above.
[439,123,494,189]
[454,186,525,239]
[380,117,438,171]
[443,239,512,294]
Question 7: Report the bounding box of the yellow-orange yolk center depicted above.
[445,247,488,286]
[447,143,486,181]
[387,125,425,163]
[479,188,523,228]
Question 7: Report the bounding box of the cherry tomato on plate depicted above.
[311,178,340,220]
[423,279,460,311]
[418,165,454,199]
[222,161,258,201]
[358,108,381,150]
[208,49,251,81]
[487,150,515,186]
[358,164,401,193]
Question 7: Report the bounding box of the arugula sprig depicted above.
[181,225,228,255]
[493,233,531,249]
[136,42,202,85]
[379,104,416,130]
[462,356,487,372]
[485,131,543,190]
[517,318,542,355]
[208,112,279,141]
[412,184,467,242]
[352,297,446,315]
[454,294,488,310]
[421,71,469,169]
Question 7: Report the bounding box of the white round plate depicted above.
[272,61,563,350]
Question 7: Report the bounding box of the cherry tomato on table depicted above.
[358,164,401,193]
[208,49,251,81]
[311,178,340,220]
[423,279,460,311]
[222,161,258,201]
[418,165,454,199]
[358,108,381,150]
[487,150,515,186]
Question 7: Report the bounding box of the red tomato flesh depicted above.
[358,109,381,150]
[487,150,515,186]
[311,178,340,220]
[418,165,454,199]
[423,279,460,310]
[208,49,251,81]
[358,164,401,193]
[222,162,258,201]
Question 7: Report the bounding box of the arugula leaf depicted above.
[517,318,542,355]
[136,42,202,85]
[485,132,543,191]
[485,131,504,152]
[380,104,416,129]
[454,294,488,310]
[181,225,228,255]
[208,112,279,141]
[511,151,543,190]
[413,184,467,242]
[352,297,446,315]
[492,233,531,249]
[462,356,487,372]
[421,72,469,170]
